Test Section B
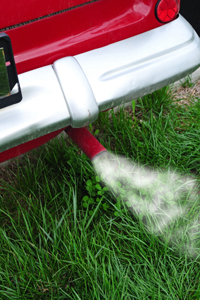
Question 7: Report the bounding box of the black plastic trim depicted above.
[0,33,22,109]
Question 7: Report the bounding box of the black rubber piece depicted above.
[180,0,200,37]
[0,32,22,109]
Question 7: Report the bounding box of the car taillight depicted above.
[155,0,179,23]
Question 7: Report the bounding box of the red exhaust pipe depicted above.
[65,126,107,160]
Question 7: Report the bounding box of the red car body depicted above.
[1,0,172,74]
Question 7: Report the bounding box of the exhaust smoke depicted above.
[93,152,200,258]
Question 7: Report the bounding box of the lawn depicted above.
[0,82,200,299]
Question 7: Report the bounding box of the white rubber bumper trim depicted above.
[75,15,200,111]
[53,57,99,128]
[0,65,71,153]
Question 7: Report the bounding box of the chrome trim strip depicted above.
[53,57,98,128]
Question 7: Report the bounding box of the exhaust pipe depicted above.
[65,126,107,161]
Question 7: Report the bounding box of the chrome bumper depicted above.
[0,15,200,153]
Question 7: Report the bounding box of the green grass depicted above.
[1,85,200,299]
[180,76,195,88]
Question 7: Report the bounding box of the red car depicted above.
[0,0,200,162]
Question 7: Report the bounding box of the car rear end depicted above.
[0,0,199,162]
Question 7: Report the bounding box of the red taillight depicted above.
[155,0,179,23]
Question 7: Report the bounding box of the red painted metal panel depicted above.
[0,0,94,29]
[0,128,66,163]
[2,0,162,74]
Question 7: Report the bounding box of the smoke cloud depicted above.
[93,152,200,258]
